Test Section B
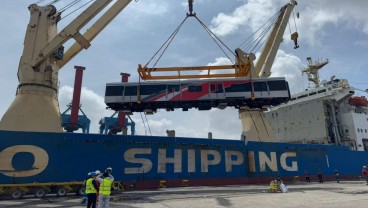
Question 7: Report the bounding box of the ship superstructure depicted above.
[265,58,368,151]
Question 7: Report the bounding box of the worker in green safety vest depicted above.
[85,172,99,208]
[96,167,114,208]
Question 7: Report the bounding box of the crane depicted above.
[239,0,298,142]
[0,0,133,132]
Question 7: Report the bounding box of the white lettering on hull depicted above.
[0,145,298,178]
[248,151,298,172]
[0,145,49,177]
[124,148,152,174]
[201,150,221,172]
[158,149,182,173]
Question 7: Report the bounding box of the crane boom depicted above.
[29,0,114,70]
[254,0,297,78]
[59,0,132,68]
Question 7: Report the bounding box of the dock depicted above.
[0,180,367,207]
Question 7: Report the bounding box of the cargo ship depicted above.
[0,0,367,199]
[265,57,368,151]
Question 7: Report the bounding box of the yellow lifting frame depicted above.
[138,49,256,81]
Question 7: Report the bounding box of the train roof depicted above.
[106,77,287,86]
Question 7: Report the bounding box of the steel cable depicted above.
[237,11,279,50]
[47,0,62,6]
[194,15,235,64]
[144,16,189,68]
[34,0,48,4]
[144,114,152,136]
[60,0,82,13]
[139,112,148,136]
[61,0,94,20]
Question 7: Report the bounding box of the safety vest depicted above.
[99,178,113,195]
[85,178,97,194]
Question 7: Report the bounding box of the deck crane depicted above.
[0,0,133,132]
[239,0,298,142]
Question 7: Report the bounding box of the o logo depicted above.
[0,145,49,177]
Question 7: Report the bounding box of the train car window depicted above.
[267,80,287,91]
[210,84,216,91]
[140,85,166,95]
[124,86,137,96]
[253,82,268,91]
[210,84,223,93]
[188,85,202,92]
[168,85,180,92]
[218,84,223,93]
[105,86,124,96]
[226,83,251,92]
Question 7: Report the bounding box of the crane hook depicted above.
[291,32,299,49]
[187,0,196,16]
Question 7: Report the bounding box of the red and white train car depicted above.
[105,77,290,113]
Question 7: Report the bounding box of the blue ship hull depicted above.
[0,130,366,188]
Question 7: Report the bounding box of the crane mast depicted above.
[0,0,132,132]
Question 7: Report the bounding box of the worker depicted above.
[95,170,101,205]
[317,169,323,183]
[362,166,368,185]
[86,172,99,208]
[334,169,340,183]
[97,167,114,208]
[81,172,92,204]
[304,170,311,183]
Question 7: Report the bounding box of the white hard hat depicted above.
[106,167,112,173]
[95,170,101,175]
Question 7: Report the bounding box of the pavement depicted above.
[0,181,367,207]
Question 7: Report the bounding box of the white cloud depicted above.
[207,57,233,66]
[270,50,306,94]
[209,0,368,46]
[210,0,277,37]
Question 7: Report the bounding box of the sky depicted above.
[0,0,367,139]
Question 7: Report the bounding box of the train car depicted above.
[105,77,291,113]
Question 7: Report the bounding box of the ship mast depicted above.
[302,57,329,88]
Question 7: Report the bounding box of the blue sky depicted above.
[0,0,367,139]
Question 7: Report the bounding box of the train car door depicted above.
[253,81,268,98]
[124,86,137,102]
[210,82,224,100]
[167,84,180,101]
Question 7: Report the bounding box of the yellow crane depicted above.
[0,0,133,132]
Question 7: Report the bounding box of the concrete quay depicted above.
[0,181,367,207]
